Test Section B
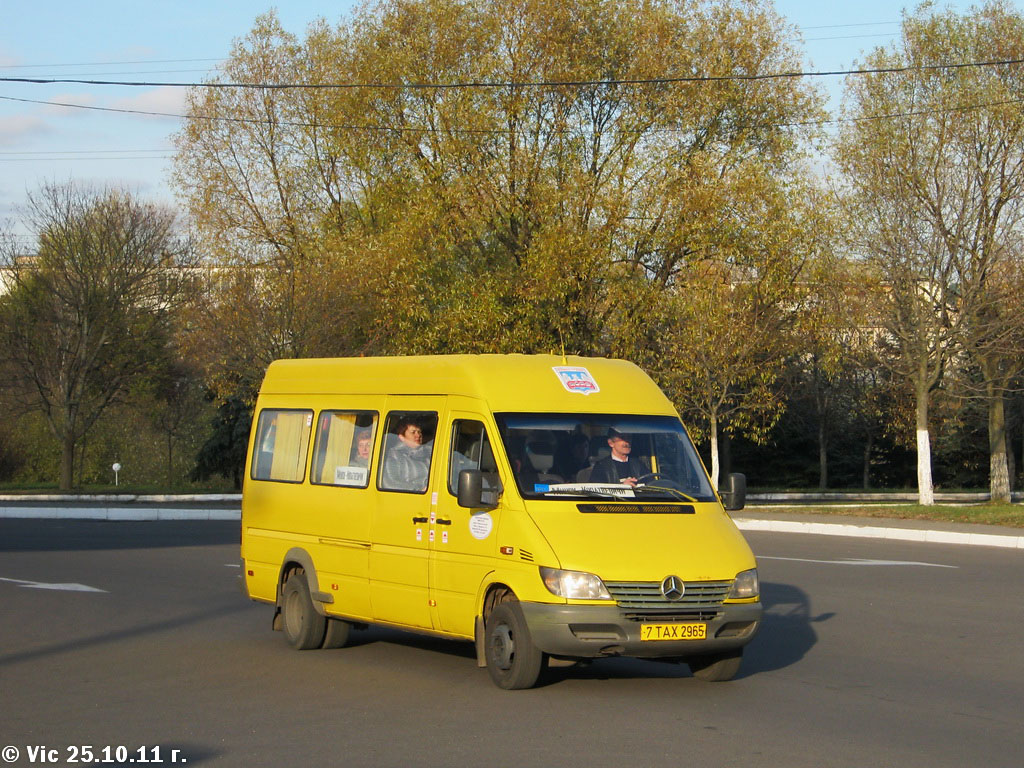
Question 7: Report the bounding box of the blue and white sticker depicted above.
[553,366,600,396]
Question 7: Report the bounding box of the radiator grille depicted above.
[605,579,731,621]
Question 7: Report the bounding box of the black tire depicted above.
[485,602,546,690]
[281,571,327,650]
[321,617,352,649]
[688,650,742,681]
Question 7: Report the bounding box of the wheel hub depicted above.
[491,624,515,670]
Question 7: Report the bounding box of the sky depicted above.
[0,0,1002,246]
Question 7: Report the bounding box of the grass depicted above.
[754,503,1024,528]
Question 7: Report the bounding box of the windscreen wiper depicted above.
[633,483,698,503]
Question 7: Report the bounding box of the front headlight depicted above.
[539,567,612,600]
[728,568,759,599]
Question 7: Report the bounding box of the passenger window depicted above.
[311,411,378,488]
[251,409,313,483]
[448,420,503,498]
[379,411,439,493]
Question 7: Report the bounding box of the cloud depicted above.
[110,87,188,120]
[0,114,51,147]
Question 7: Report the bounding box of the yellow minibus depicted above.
[241,355,760,689]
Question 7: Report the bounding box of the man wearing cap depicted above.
[588,428,645,487]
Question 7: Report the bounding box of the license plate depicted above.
[639,623,707,641]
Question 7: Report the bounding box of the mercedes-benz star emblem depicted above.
[661,575,685,601]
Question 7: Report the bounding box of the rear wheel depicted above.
[688,650,742,681]
[485,602,546,690]
[281,571,327,650]
[321,617,352,649]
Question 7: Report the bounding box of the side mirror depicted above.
[721,472,746,512]
[458,469,486,508]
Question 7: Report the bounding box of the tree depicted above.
[835,1,1024,504]
[173,0,823,366]
[191,396,252,490]
[0,183,195,490]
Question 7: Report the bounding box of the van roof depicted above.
[259,354,677,415]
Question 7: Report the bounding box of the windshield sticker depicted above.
[543,483,637,499]
[553,366,600,395]
[469,512,494,540]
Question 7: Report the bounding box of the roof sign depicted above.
[553,366,600,396]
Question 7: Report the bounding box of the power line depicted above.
[0,58,222,69]
[2,56,1024,90]
[0,149,169,155]
[801,22,900,30]
[4,91,1022,137]
[0,156,173,162]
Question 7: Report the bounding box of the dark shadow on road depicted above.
[336,624,479,660]
[0,601,250,667]
[740,580,832,677]
[321,580,829,685]
[0,519,239,552]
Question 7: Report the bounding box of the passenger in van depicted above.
[381,419,433,491]
[552,432,590,481]
[588,428,644,487]
[351,429,373,468]
[507,437,540,489]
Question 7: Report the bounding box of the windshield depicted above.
[494,413,716,502]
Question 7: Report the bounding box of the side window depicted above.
[378,411,438,494]
[448,420,503,497]
[251,409,313,483]
[311,411,378,488]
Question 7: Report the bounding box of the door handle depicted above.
[435,518,452,526]
[412,516,429,524]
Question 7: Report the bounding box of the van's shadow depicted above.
[335,581,830,684]
[740,580,832,677]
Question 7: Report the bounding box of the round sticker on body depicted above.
[469,512,493,540]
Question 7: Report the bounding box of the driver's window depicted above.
[448,420,503,497]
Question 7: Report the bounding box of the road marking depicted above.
[0,576,108,592]
[223,563,240,567]
[759,556,957,569]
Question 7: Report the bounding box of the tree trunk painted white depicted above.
[709,414,720,491]
[916,428,934,506]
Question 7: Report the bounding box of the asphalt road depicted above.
[1,519,1021,768]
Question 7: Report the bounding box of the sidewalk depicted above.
[734,509,1024,550]
[1,494,1022,549]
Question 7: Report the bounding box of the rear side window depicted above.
[251,409,313,483]
[311,411,378,488]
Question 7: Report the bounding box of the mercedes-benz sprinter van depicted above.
[241,355,760,689]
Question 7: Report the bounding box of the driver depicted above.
[588,428,645,487]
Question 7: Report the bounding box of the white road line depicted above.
[0,576,108,592]
[759,556,957,569]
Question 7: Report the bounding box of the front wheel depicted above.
[688,650,742,681]
[485,602,546,690]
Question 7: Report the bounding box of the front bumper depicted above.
[519,600,762,659]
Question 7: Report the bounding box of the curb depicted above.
[734,517,1024,550]
[0,506,241,521]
